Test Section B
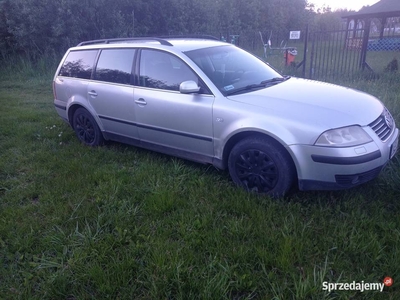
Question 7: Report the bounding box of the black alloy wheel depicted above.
[228,136,295,197]
[72,108,104,146]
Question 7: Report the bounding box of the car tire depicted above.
[228,136,295,197]
[72,108,104,146]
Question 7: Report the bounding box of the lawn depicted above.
[0,62,399,299]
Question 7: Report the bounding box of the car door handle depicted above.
[88,91,98,97]
[135,98,147,106]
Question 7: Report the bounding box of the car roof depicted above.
[72,36,229,52]
[164,38,228,51]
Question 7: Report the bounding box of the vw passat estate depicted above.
[53,36,399,197]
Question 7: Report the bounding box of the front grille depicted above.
[369,108,395,142]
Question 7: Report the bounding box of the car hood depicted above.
[227,77,383,129]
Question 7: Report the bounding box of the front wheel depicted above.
[72,108,104,146]
[228,137,295,197]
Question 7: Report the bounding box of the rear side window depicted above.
[59,50,97,79]
[94,49,136,84]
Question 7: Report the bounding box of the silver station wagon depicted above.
[53,36,399,197]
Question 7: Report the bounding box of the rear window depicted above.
[59,50,98,79]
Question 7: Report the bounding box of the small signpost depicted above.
[290,31,301,40]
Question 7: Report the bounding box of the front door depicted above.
[134,49,214,157]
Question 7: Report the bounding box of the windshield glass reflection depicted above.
[185,45,282,95]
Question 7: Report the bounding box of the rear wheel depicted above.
[72,108,104,146]
[228,137,295,197]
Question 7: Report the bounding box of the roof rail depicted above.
[159,34,220,41]
[77,37,173,47]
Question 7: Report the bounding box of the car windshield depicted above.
[185,45,283,95]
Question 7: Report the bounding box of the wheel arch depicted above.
[67,104,103,132]
[67,104,82,128]
[70,106,105,146]
[221,131,298,177]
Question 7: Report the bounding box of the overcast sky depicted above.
[309,0,379,11]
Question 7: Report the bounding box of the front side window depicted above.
[94,49,136,84]
[59,50,98,79]
[139,49,199,91]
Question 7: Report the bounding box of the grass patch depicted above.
[0,66,399,299]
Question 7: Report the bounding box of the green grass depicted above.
[1,63,400,299]
[366,51,400,73]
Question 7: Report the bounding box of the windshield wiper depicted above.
[261,76,291,85]
[226,83,266,96]
[226,76,290,96]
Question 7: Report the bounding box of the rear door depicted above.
[88,48,139,139]
[133,49,215,157]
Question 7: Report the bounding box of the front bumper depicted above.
[291,127,399,191]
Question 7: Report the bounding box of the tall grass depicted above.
[0,55,59,82]
[0,57,399,299]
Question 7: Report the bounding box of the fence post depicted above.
[360,19,371,70]
[309,32,316,79]
[302,24,309,78]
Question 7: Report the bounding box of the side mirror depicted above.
[179,80,200,94]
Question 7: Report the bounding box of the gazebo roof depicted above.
[344,0,400,19]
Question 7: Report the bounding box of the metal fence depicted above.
[307,28,365,80]
[230,24,400,81]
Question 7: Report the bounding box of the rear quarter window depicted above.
[59,50,98,79]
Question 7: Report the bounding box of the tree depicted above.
[0,0,331,60]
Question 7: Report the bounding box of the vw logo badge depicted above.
[384,109,393,129]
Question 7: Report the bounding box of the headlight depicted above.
[315,126,372,147]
